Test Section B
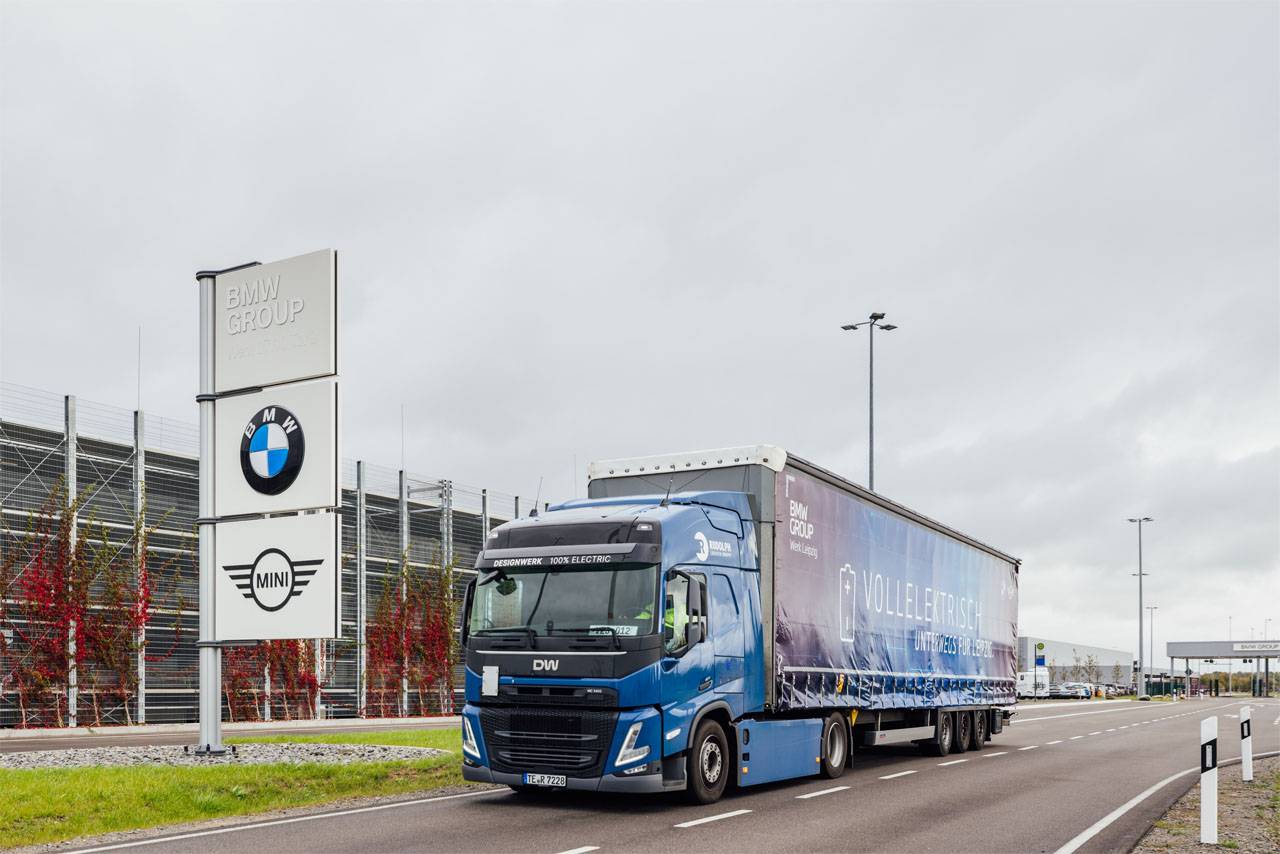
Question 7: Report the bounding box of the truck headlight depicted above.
[462,716,480,759]
[615,722,649,767]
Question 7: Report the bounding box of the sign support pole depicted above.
[195,270,225,755]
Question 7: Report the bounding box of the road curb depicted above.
[0,716,460,741]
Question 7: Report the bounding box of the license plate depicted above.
[523,773,567,788]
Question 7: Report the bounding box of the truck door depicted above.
[710,572,745,698]
[660,570,712,732]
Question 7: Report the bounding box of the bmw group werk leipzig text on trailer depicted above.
[459,445,1021,803]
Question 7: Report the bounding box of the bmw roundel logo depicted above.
[240,406,305,495]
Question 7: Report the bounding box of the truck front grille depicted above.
[479,707,619,778]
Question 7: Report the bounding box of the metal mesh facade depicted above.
[0,382,516,727]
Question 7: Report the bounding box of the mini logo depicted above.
[532,659,560,671]
[240,405,306,495]
[694,532,709,562]
[222,548,323,612]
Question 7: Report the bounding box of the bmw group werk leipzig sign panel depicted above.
[209,249,339,642]
[214,248,336,394]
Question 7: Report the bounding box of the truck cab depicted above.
[459,491,760,801]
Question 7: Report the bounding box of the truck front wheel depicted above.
[820,712,848,778]
[686,719,729,804]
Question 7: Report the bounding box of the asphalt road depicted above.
[51,698,1280,853]
[0,718,458,753]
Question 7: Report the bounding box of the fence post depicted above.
[134,410,146,724]
[356,461,367,717]
[481,489,490,539]
[441,479,453,569]
[1200,716,1218,844]
[64,395,77,728]
[264,661,271,721]
[399,470,409,717]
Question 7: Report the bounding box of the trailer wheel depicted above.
[969,710,987,750]
[686,719,729,804]
[927,711,954,757]
[954,710,971,754]
[820,712,848,778]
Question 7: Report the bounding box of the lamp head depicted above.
[870,312,886,321]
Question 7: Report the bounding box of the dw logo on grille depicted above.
[532,659,560,671]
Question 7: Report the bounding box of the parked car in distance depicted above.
[1063,683,1090,699]
[1048,683,1067,699]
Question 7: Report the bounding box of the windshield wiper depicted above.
[548,626,621,649]
[472,626,537,648]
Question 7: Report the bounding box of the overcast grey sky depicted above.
[2,1,1276,663]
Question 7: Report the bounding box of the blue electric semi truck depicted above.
[460,446,1020,803]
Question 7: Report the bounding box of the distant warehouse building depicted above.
[1018,636,1134,686]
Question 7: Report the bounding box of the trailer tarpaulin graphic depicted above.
[774,469,1017,711]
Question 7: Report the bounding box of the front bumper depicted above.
[463,757,684,793]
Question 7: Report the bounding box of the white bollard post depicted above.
[1240,706,1252,782]
[1200,716,1218,845]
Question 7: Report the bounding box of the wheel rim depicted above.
[700,738,723,785]
[940,715,952,744]
[826,722,846,768]
[959,715,970,742]
[975,713,986,742]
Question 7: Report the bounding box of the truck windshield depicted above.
[469,564,659,638]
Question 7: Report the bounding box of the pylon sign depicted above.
[208,249,340,643]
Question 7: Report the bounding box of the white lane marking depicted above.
[558,848,600,854]
[797,786,850,799]
[1089,732,1102,736]
[64,789,505,853]
[1105,728,1116,732]
[879,770,918,780]
[937,759,968,766]
[983,751,1008,757]
[1070,736,1084,740]
[1054,750,1280,854]
[1046,740,1063,745]
[1119,726,1129,729]
[675,809,752,828]
[1018,745,1038,751]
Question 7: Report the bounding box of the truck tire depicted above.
[969,710,987,750]
[953,710,971,753]
[820,712,848,778]
[927,711,954,757]
[686,719,729,804]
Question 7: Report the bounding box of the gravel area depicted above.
[1136,756,1278,852]
[0,742,450,770]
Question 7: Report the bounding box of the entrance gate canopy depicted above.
[1167,641,1280,659]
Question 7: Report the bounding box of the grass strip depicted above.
[0,728,464,850]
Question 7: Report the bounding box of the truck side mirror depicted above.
[459,579,476,648]
[686,622,703,646]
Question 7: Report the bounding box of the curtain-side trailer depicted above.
[459,445,1019,803]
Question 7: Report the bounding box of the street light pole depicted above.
[841,313,898,492]
[1129,517,1153,698]
[1147,605,1158,696]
